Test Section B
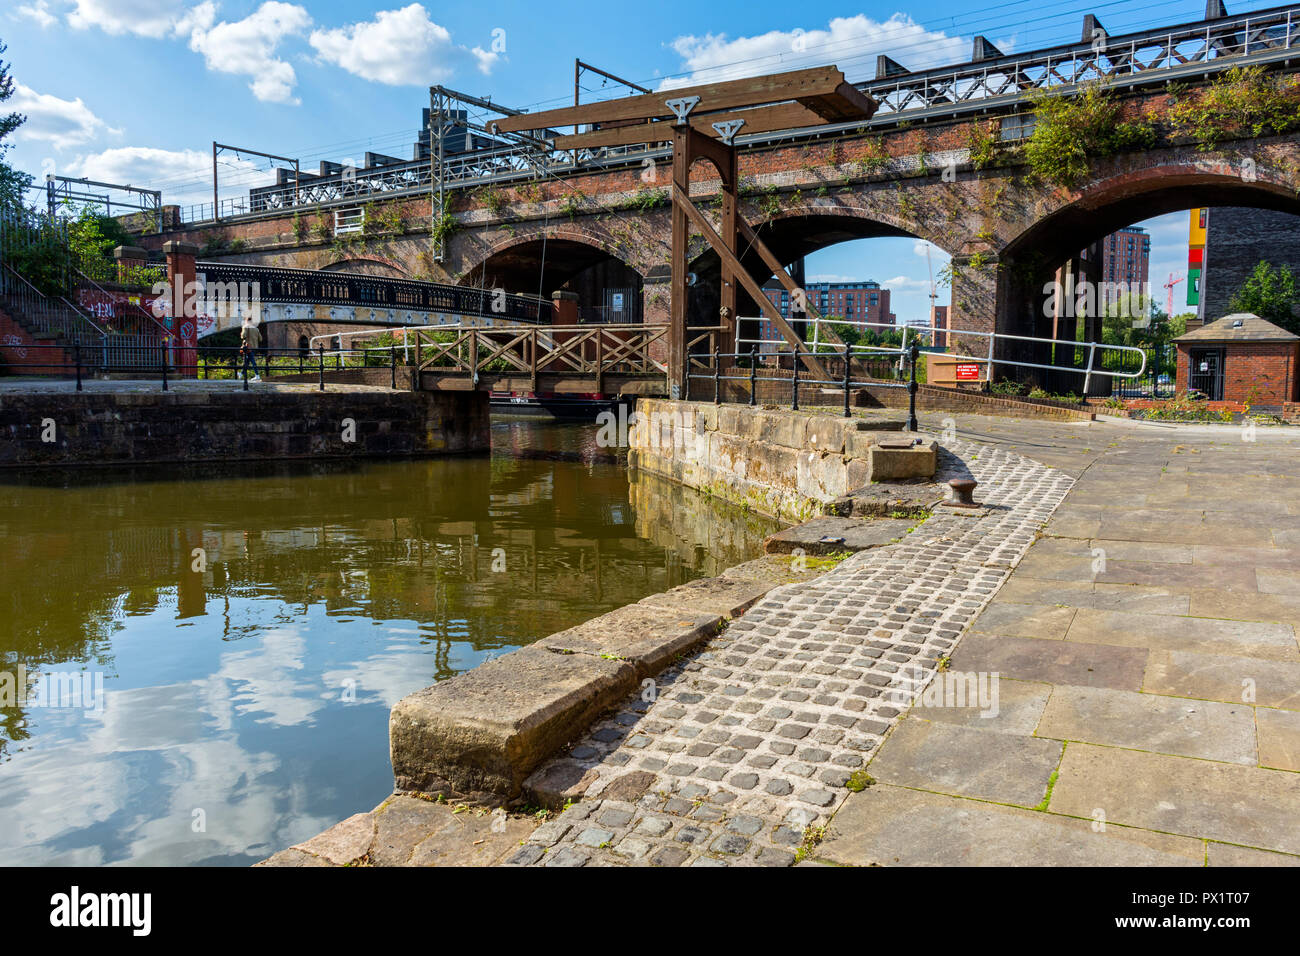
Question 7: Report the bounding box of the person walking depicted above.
[240,316,262,382]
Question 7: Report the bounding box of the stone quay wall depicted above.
[0,388,490,466]
[627,399,933,523]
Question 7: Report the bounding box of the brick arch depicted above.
[458,222,655,304]
[469,223,638,272]
[683,203,955,327]
[1003,158,1300,266]
[986,154,1300,342]
[758,198,950,254]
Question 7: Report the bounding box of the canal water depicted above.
[0,421,780,866]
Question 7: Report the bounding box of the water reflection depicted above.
[0,421,778,865]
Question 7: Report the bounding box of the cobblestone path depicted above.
[505,441,1074,866]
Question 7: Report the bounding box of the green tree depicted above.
[0,40,32,211]
[1229,260,1299,334]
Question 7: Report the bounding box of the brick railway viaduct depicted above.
[139,4,1300,375]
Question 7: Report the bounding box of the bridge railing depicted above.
[171,5,1300,227]
[862,5,1299,117]
[192,261,552,324]
[333,322,733,388]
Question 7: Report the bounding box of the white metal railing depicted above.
[736,315,1148,394]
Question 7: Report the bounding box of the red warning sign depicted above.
[955,363,981,381]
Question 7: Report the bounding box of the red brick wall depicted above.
[0,308,75,376]
[1175,342,1299,404]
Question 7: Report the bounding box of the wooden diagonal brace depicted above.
[736,218,842,347]
[673,184,828,380]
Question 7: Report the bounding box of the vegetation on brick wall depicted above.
[966,120,999,170]
[1022,81,1155,188]
[1168,67,1300,152]
[430,194,457,245]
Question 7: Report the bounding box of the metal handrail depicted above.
[738,315,1147,393]
[0,262,109,354]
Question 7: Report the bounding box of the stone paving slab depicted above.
[259,794,538,866]
[762,516,915,556]
[1064,608,1299,661]
[1188,588,1300,626]
[389,646,636,800]
[908,677,1051,736]
[1257,707,1300,772]
[970,601,1076,640]
[1206,843,1300,866]
[637,577,773,619]
[951,633,1148,692]
[993,578,1191,615]
[866,717,1062,807]
[1143,650,1300,709]
[1049,743,1300,856]
[814,784,1206,867]
[536,603,723,679]
[1035,686,1257,765]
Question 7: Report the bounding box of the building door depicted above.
[603,287,639,324]
[1189,347,1224,400]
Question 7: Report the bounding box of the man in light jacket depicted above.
[240,316,262,382]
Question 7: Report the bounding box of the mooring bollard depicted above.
[949,478,978,507]
[318,343,325,391]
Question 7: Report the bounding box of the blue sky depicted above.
[4,0,1251,320]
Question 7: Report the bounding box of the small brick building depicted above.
[1173,313,1299,405]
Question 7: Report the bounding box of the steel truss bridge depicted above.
[178,3,1300,225]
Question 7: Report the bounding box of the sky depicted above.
[2,0,1260,321]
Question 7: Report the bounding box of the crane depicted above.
[1163,272,1185,318]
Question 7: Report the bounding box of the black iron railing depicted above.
[193,262,551,324]
[0,342,412,392]
[688,342,921,430]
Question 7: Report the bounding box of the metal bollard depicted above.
[907,341,920,432]
[791,350,800,411]
[391,346,397,389]
[318,343,326,391]
[161,343,168,392]
[713,347,721,404]
[842,344,851,417]
[749,345,758,406]
[74,344,82,392]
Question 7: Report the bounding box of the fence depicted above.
[687,342,922,428]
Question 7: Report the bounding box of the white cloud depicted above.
[15,0,57,28]
[10,83,118,151]
[883,273,935,290]
[188,2,312,104]
[66,0,196,39]
[663,14,972,89]
[67,146,267,205]
[309,4,500,86]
